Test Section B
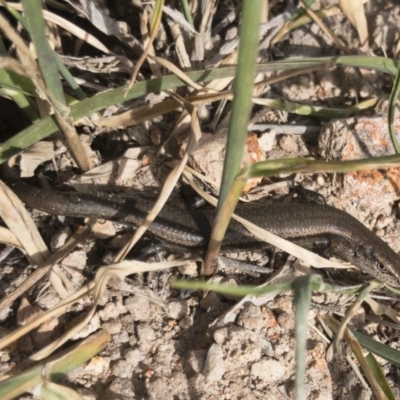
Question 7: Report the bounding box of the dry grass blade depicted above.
[126,0,164,92]
[299,1,350,55]
[73,0,128,37]
[0,168,71,297]
[140,10,161,77]
[22,0,92,171]
[0,282,94,358]
[0,226,21,248]
[0,15,40,78]
[149,54,208,91]
[329,281,381,358]
[0,227,91,315]
[96,64,331,129]
[95,98,181,128]
[363,297,400,324]
[339,0,369,50]
[115,91,201,261]
[271,6,341,45]
[163,4,197,34]
[0,3,112,54]
[0,180,49,264]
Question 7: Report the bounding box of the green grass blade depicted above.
[291,0,316,20]
[280,55,398,75]
[350,328,400,367]
[202,0,263,272]
[388,58,400,153]
[218,0,263,206]
[0,33,39,123]
[150,0,164,33]
[365,353,396,400]
[248,155,400,178]
[172,280,293,296]
[173,274,363,296]
[257,96,377,118]
[0,331,110,400]
[0,0,26,27]
[22,0,65,103]
[22,0,91,170]
[180,0,195,30]
[1,55,398,163]
[0,62,38,96]
[55,55,86,100]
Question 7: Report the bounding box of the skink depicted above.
[1,164,400,287]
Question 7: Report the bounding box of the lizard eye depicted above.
[374,260,388,274]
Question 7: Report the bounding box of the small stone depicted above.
[83,356,110,378]
[17,298,43,326]
[109,344,123,361]
[108,378,135,397]
[199,292,220,311]
[146,378,174,400]
[258,130,276,153]
[278,135,298,153]
[137,324,156,352]
[90,220,116,239]
[125,348,145,367]
[251,359,286,382]
[61,250,87,283]
[120,314,135,334]
[320,75,336,92]
[128,335,137,346]
[102,321,122,335]
[111,359,134,378]
[375,215,391,229]
[179,316,193,329]
[237,304,264,332]
[33,316,60,347]
[113,330,129,344]
[277,312,295,330]
[202,344,225,381]
[177,261,198,276]
[99,301,126,321]
[167,299,188,320]
[50,227,72,251]
[124,295,151,321]
[262,307,279,329]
